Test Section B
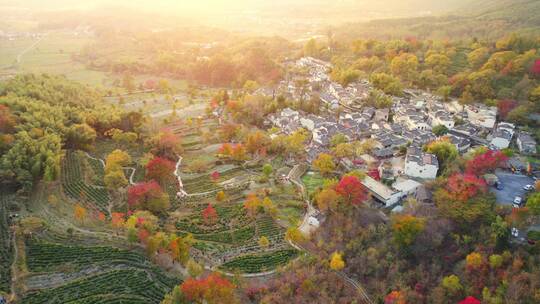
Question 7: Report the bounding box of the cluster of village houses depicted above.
[261,57,538,209]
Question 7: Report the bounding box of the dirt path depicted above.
[288,165,374,304]
[16,35,45,64]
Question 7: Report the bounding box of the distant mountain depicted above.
[333,0,540,40]
[463,0,540,26]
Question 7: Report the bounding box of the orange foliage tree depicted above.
[180,272,237,304]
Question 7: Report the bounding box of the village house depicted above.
[392,179,422,197]
[429,109,455,129]
[361,175,403,207]
[465,104,497,129]
[517,132,537,155]
[489,122,515,150]
[404,146,439,179]
[446,134,472,153]
[489,129,512,150]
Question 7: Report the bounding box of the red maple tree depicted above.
[335,175,367,206]
[137,228,150,243]
[210,171,220,182]
[145,156,175,184]
[180,273,236,303]
[465,150,508,175]
[202,204,218,225]
[446,173,487,202]
[459,296,481,304]
[531,59,540,77]
[497,99,518,120]
[127,181,164,207]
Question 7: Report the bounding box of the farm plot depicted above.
[220,249,299,273]
[25,240,147,272]
[177,198,295,272]
[0,194,13,294]
[20,269,175,304]
[61,151,110,213]
[22,239,179,304]
[181,166,245,194]
[302,171,325,196]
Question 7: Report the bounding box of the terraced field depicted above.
[220,249,299,273]
[21,269,174,304]
[22,240,180,304]
[182,166,245,193]
[0,194,13,294]
[61,151,110,213]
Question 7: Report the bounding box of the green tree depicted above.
[526,192,540,215]
[313,153,336,176]
[425,139,458,173]
[432,125,449,136]
[441,275,463,296]
[392,215,426,249]
[262,163,273,177]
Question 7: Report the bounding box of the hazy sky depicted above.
[1,0,475,14]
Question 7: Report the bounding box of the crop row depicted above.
[0,195,13,293]
[86,157,105,184]
[61,151,109,213]
[182,167,244,193]
[26,241,147,272]
[20,269,175,304]
[193,225,255,245]
[176,204,251,234]
[220,249,299,273]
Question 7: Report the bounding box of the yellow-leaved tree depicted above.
[329,252,345,271]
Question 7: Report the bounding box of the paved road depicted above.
[491,170,535,205]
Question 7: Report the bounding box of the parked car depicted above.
[496,182,504,190]
[513,196,523,208]
[523,184,534,191]
[511,227,519,237]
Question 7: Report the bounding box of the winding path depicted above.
[16,35,45,64]
[288,164,374,304]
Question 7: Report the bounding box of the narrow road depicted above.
[16,35,45,64]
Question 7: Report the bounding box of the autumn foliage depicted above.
[446,173,487,202]
[149,129,182,160]
[459,296,481,304]
[145,156,175,184]
[210,171,220,182]
[497,99,518,120]
[202,204,218,225]
[465,150,508,175]
[385,290,407,304]
[180,272,237,304]
[334,175,367,206]
[127,181,170,213]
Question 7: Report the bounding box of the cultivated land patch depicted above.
[21,238,179,304]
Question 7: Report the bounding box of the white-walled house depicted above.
[517,132,537,155]
[404,147,439,179]
[361,175,403,207]
[466,104,497,129]
[429,110,455,129]
[489,129,513,150]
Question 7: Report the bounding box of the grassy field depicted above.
[0,32,112,86]
[302,171,325,196]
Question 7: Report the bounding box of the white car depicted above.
[523,184,533,191]
[513,196,523,208]
[511,227,519,237]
